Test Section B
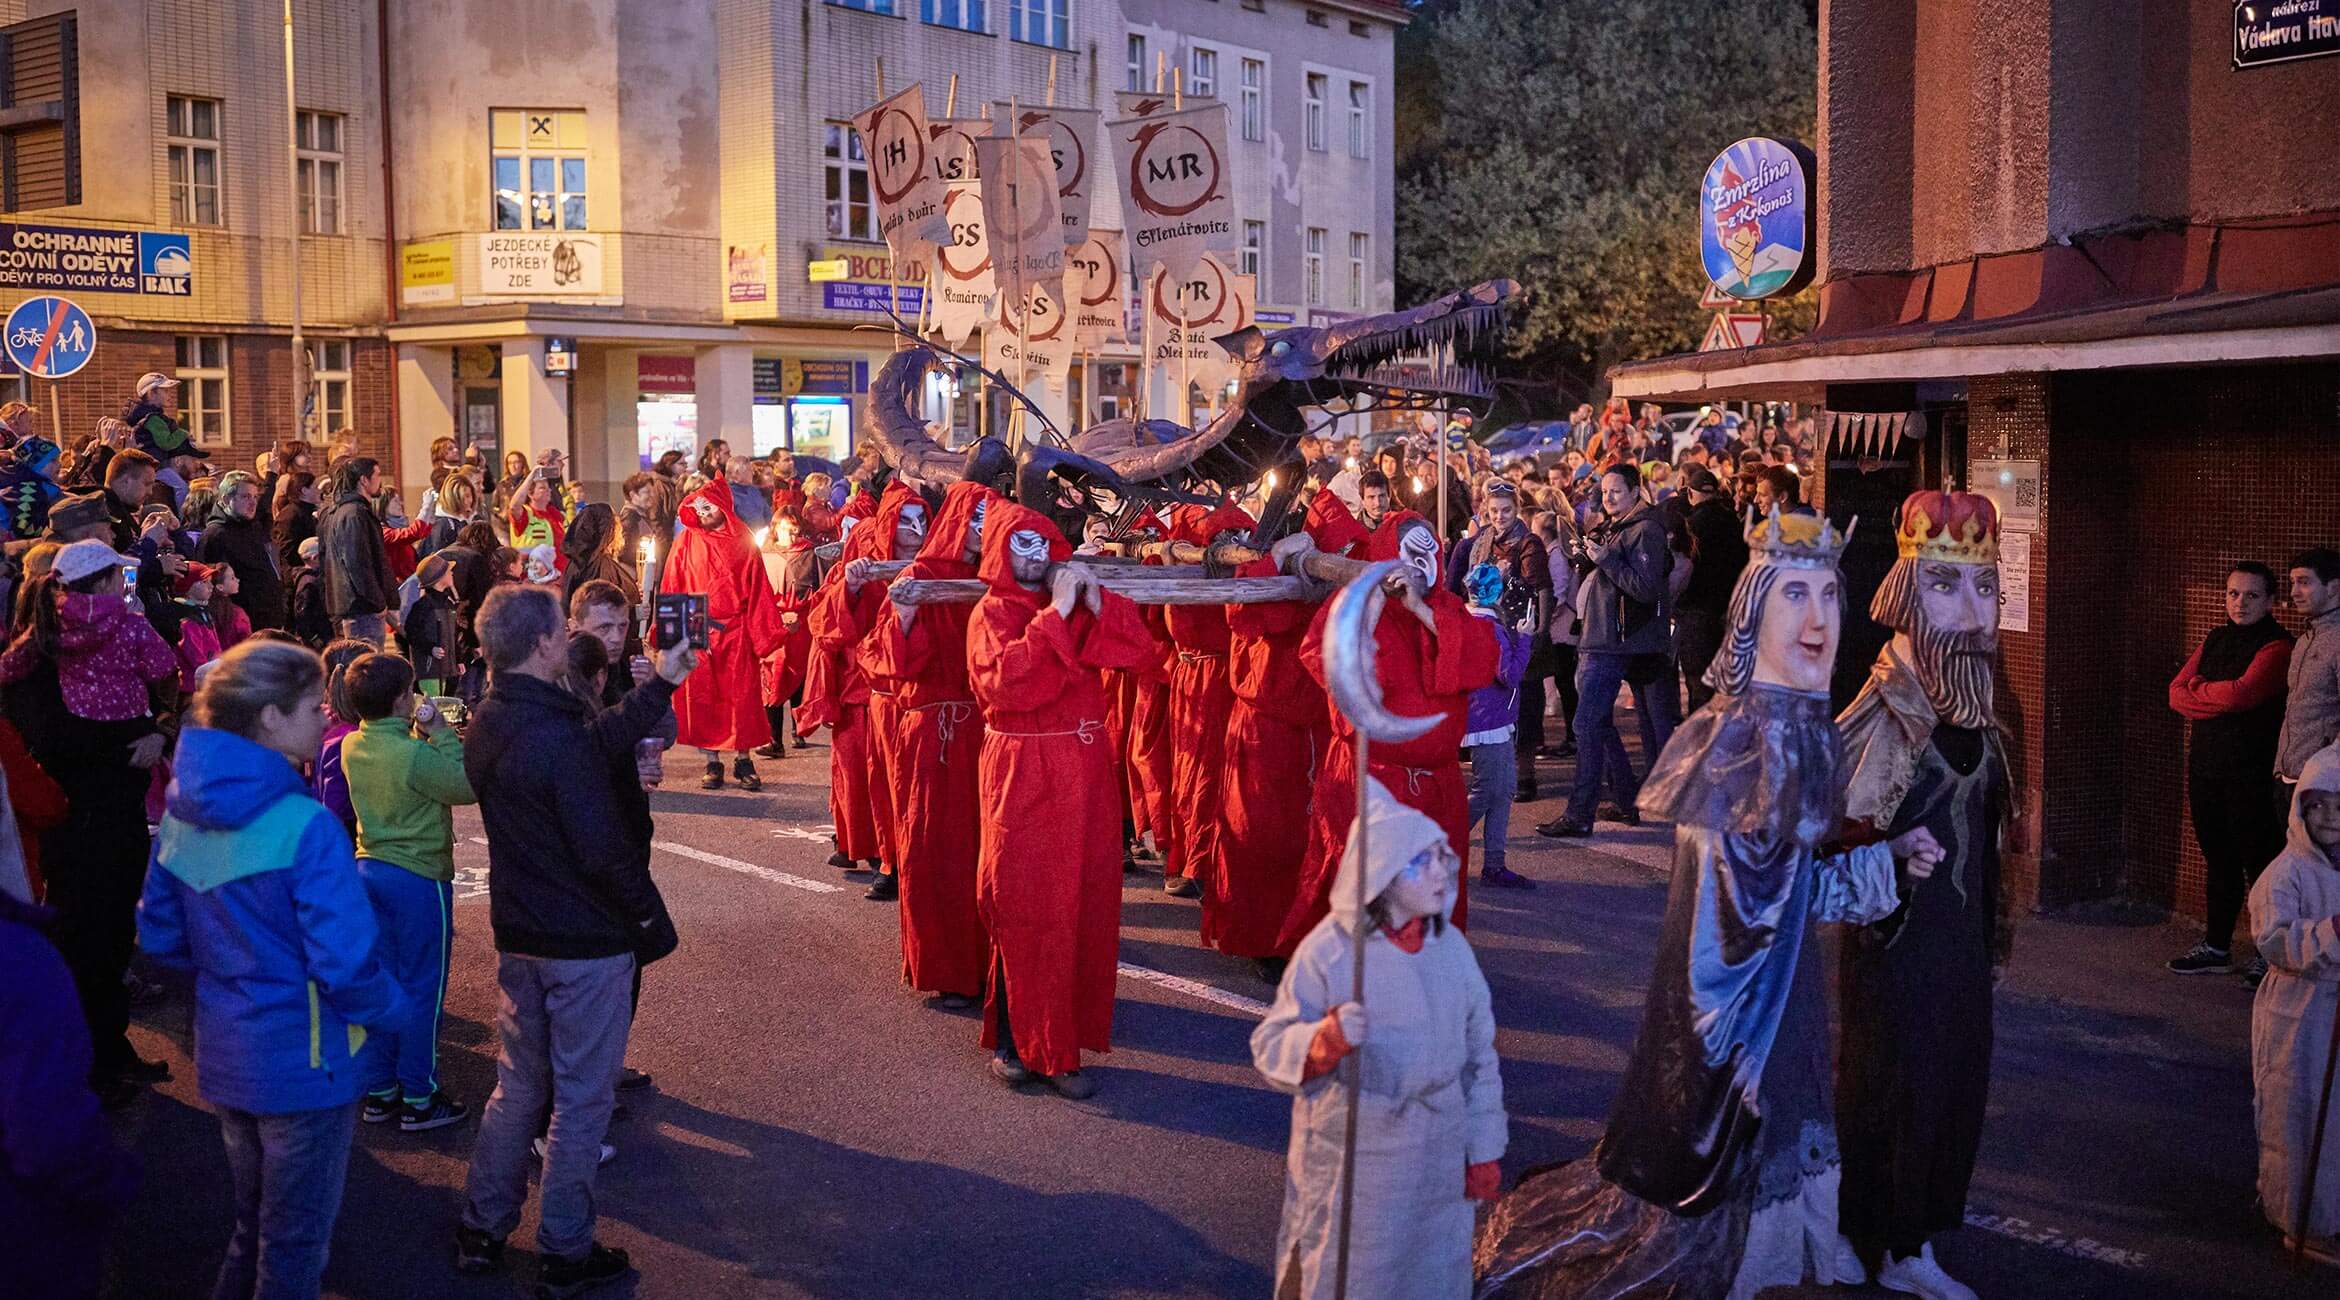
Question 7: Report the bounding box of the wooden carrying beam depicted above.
[884,546,1415,607]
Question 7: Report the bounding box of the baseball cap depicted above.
[1681,466,1722,494]
[136,372,181,397]
[51,538,123,584]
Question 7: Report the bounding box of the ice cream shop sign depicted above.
[1697,137,1815,302]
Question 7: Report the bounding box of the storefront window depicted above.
[636,395,697,470]
[788,397,853,463]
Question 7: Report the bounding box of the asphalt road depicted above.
[99,739,2337,1299]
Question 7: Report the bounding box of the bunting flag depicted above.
[972,132,1065,317]
[850,84,945,256]
[1819,409,1927,456]
[1107,102,1237,286]
[1142,253,1254,399]
[926,119,994,346]
[994,104,1101,250]
[1067,230,1127,348]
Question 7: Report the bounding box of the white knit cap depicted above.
[51,539,123,584]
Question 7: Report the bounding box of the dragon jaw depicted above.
[1212,278,1517,409]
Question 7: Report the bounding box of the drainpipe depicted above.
[377,0,402,470]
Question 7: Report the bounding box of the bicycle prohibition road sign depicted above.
[5,295,97,380]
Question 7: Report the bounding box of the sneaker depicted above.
[536,1242,632,1299]
[732,757,761,792]
[453,1225,505,1275]
[1046,1069,1098,1100]
[1164,874,1201,898]
[1827,1234,1869,1286]
[792,734,812,749]
[864,873,898,901]
[936,992,978,1010]
[751,742,785,759]
[1596,801,1641,827]
[362,1092,401,1124]
[1479,866,1537,891]
[616,1067,654,1091]
[2166,943,2232,975]
[1876,1243,1977,1300]
[990,1052,1032,1086]
[827,851,853,871]
[699,760,724,790]
[401,1090,468,1132]
[532,1135,616,1167]
[1535,817,1594,839]
[2241,957,2269,989]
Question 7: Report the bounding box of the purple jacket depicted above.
[1462,608,1534,741]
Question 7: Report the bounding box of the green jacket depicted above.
[341,718,475,881]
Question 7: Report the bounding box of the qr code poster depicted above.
[1970,459,2041,533]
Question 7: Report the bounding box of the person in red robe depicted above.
[798,518,884,872]
[1213,489,1371,976]
[754,512,818,758]
[662,481,785,789]
[967,501,1156,1098]
[812,481,926,896]
[1275,508,1499,950]
[1097,510,1173,870]
[865,481,997,1006]
[1160,501,1255,899]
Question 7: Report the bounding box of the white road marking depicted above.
[652,841,844,893]
[1963,1211,2149,1271]
[1115,962,1270,1017]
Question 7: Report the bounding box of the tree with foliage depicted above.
[1396,0,1817,412]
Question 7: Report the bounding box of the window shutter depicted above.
[0,12,80,211]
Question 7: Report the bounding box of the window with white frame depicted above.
[309,338,351,439]
[1305,228,1325,307]
[1348,232,1367,308]
[1007,0,1068,48]
[491,109,588,231]
[827,0,898,12]
[922,0,984,32]
[824,123,877,242]
[166,96,222,226]
[295,110,344,235]
[1347,81,1370,159]
[1304,74,1326,152]
[174,335,229,442]
[1239,59,1264,141]
[1189,46,1217,99]
[1126,34,1147,92]
[1241,220,1264,281]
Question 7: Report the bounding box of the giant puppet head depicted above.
[1873,489,2001,729]
[1707,508,1854,698]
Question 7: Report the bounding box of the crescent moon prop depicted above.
[1322,561,1439,744]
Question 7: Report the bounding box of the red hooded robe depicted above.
[662,483,785,752]
[813,481,924,870]
[1208,490,1370,958]
[759,538,817,707]
[801,499,888,863]
[967,501,1156,1076]
[1161,501,1255,892]
[864,481,997,997]
[1274,509,1499,947]
[1099,510,1173,851]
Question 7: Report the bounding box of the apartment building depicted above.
[0,0,1405,503]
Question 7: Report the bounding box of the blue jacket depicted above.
[1461,608,1534,741]
[1,893,140,1298]
[137,727,406,1115]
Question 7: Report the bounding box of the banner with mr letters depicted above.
[1107,103,1237,286]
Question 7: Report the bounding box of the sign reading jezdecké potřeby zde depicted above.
[2234,0,2340,68]
[0,222,191,296]
[1698,137,1815,302]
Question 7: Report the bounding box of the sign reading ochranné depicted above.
[2234,0,2340,68]
[0,222,191,296]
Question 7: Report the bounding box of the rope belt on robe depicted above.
[992,718,1108,745]
[911,699,977,753]
[1176,650,1226,663]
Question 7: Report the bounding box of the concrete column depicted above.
[394,344,456,500]
[500,337,571,468]
[694,344,755,459]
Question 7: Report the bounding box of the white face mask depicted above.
[968,498,988,548]
[1398,523,1440,590]
[1007,528,1052,586]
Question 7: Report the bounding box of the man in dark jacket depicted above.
[197,470,286,630]
[1539,463,1674,840]
[317,457,397,646]
[1674,466,1748,714]
[455,584,693,1293]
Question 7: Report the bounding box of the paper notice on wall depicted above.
[1998,530,2031,634]
[1141,254,1254,398]
[994,104,1100,249]
[851,84,947,257]
[1107,103,1237,285]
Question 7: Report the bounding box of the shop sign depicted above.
[1255,308,1296,325]
[543,336,577,376]
[478,233,605,297]
[2234,0,2340,68]
[782,358,866,396]
[727,244,769,303]
[822,282,926,314]
[1698,137,1814,300]
[0,222,191,296]
[636,354,695,394]
[1970,458,2041,533]
[401,238,454,305]
[806,259,850,282]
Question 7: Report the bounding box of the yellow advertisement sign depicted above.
[820,244,928,286]
[401,238,454,305]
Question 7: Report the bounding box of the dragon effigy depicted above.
[862,279,1517,540]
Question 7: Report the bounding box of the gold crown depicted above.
[1744,506,1852,569]
[1894,491,1999,565]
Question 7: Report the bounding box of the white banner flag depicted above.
[996,104,1101,250]
[973,133,1064,321]
[1067,231,1127,348]
[1108,103,1238,286]
[850,84,945,257]
[984,279,1074,381]
[1143,253,1254,398]
[926,120,994,346]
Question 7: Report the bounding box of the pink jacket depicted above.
[0,592,178,721]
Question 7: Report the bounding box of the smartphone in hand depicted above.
[654,593,710,650]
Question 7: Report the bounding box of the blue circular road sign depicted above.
[5,295,97,380]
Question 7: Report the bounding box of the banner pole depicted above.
[945,73,958,119]
[1046,54,1058,108]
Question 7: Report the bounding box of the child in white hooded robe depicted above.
[2249,742,2340,1261]
[1251,776,1507,1300]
